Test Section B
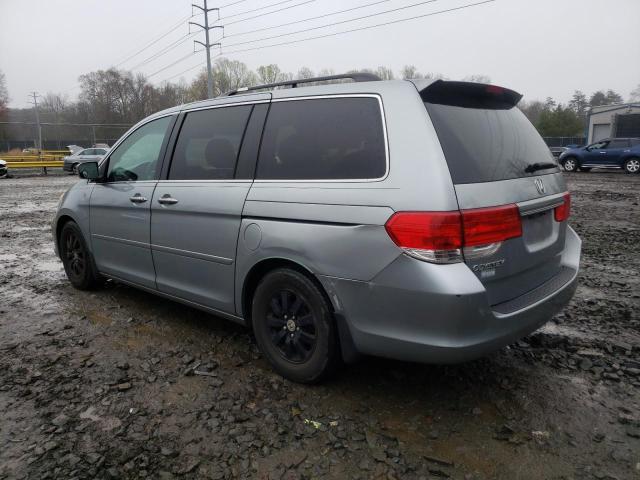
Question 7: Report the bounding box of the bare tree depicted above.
[631,83,640,102]
[297,67,315,79]
[0,70,10,117]
[462,74,491,83]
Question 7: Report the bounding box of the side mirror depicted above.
[78,161,99,180]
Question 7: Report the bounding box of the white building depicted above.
[587,103,640,143]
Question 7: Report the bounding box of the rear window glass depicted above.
[425,102,558,184]
[169,105,252,180]
[256,97,386,180]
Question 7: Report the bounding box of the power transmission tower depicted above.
[190,1,223,98]
[28,92,42,152]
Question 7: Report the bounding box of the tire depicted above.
[72,163,79,175]
[562,157,577,172]
[251,268,340,383]
[59,221,102,290]
[624,158,640,174]
[579,167,592,172]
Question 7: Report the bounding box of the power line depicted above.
[223,0,316,26]
[129,0,314,74]
[223,1,496,55]
[154,0,495,84]
[115,14,194,67]
[129,32,198,71]
[225,0,392,37]
[220,0,249,9]
[224,0,440,47]
[147,52,200,79]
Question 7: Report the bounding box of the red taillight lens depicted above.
[385,204,523,263]
[554,192,571,222]
[384,211,462,250]
[461,204,522,247]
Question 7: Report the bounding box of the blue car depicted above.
[559,138,640,174]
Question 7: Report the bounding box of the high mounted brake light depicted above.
[385,204,523,264]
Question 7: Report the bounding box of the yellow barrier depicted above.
[6,161,64,168]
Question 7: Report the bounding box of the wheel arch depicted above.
[240,256,360,363]
[241,257,331,324]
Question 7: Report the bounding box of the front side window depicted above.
[256,97,386,180]
[169,105,252,180]
[589,141,608,150]
[106,116,172,182]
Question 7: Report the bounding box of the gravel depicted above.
[0,170,638,479]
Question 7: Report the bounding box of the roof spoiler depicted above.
[416,80,523,109]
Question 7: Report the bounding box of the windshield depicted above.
[425,102,559,184]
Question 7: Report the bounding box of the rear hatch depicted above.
[420,80,569,307]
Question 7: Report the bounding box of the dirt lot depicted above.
[0,170,638,480]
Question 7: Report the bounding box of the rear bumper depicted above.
[320,226,581,364]
[62,161,74,172]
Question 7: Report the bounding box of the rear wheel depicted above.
[72,163,79,175]
[59,221,101,290]
[251,268,339,383]
[624,158,640,174]
[562,157,577,172]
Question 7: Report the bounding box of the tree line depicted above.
[1,61,639,148]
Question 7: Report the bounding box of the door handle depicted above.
[129,194,148,203]
[158,195,178,205]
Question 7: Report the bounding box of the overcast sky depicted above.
[1,0,639,108]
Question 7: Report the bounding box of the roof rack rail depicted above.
[224,72,381,96]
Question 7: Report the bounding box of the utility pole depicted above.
[28,92,42,152]
[190,0,223,99]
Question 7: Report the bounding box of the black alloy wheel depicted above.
[252,268,340,383]
[266,289,317,363]
[59,221,101,290]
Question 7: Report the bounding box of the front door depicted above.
[151,100,268,313]
[583,140,609,166]
[90,115,174,288]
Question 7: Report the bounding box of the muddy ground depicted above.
[0,170,638,480]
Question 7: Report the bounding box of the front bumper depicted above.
[320,226,581,364]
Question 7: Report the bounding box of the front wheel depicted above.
[59,221,101,290]
[624,158,640,174]
[562,157,577,172]
[251,268,340,383]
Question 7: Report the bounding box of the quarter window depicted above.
[256,97,386,180]
[169,105,252,180]
[106,116,172,182]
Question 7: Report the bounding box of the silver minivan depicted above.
[53,74,581,383]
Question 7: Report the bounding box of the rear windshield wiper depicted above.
[524,162,557,173]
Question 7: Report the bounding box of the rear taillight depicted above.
[461,204,522,247]
[554,192,571,222]
[385,204,522,264]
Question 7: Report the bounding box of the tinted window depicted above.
[107,116,172,182]
[257,97,386,180]
[169,106,252,180]
[608,139,629,148]
[425,102,558,184]
[589,141,608,150]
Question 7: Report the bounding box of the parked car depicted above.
[549,146,568,158]
[62,147,109,173]
[559,138,640,173]
[53,74,581,383]
[0,159,7,177]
